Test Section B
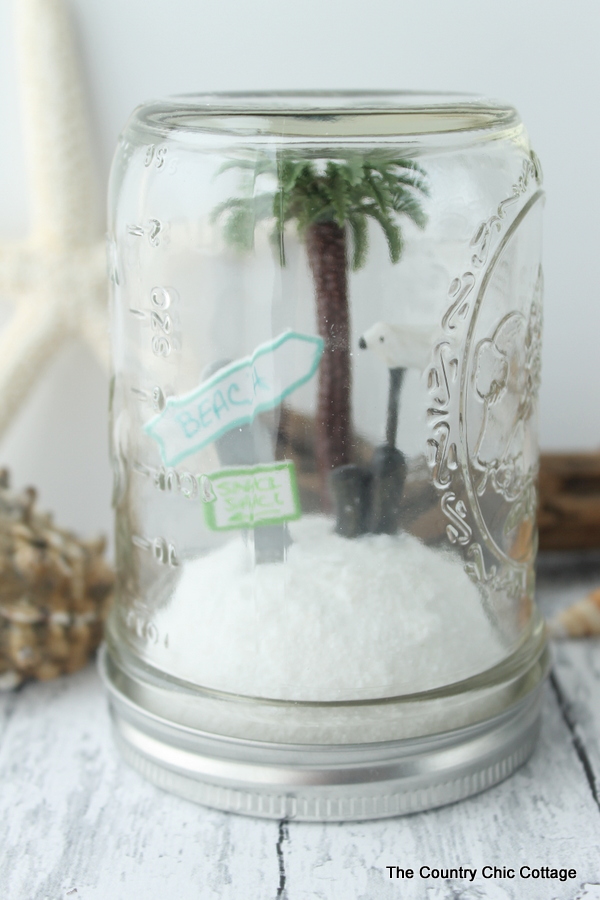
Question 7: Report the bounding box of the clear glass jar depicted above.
[102,92,549,820]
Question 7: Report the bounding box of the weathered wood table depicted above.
[2,553,599,900]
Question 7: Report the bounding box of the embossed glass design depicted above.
[104,93,548,818]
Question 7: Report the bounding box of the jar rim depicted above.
[126,91,522,144]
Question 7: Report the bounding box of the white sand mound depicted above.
[152,516,505,702]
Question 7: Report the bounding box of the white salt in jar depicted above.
[102,92,548,820]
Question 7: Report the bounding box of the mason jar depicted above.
[102,92,549,820]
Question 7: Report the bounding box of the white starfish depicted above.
[0,0,109,440]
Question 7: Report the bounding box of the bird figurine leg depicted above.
[367,366,407,534]
[368,444,407,535]
[386,366,405,449]
[329,464,373,538]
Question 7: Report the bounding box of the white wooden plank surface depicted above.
[0,557,599,900]
[538,553,600,801]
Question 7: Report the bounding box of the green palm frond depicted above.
[223,203,256,251]
[211,192,276,251]
[386,157,431,177]
[323,162,353,227]
[213,150,428,268]
[347,213,368,271]
[278,159,316,193]
[374,166,429,196]
[389,189,428,229]
[361,204,403,263]
[347,157,367,187]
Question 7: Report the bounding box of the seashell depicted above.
[36,662,62,682]
[12,538,44,578]
[0,670,21,690]
[49,610,71,626]
[548,588,600,638]
[0,470,114,688]
[0,598,45,624]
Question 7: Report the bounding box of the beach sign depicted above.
[145,331,323,466]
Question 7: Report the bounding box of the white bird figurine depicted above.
[358,320,434,373]
[359,320,435,448]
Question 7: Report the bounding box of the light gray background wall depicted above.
[0,0,598,540]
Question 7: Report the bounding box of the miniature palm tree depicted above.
[213,153,428,488]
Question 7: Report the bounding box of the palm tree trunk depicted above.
[305,221,351,488]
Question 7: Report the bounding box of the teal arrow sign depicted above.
[145,330,324,466]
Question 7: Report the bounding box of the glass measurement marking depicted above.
[126,219,163,246]
[130,384,166,411]
[132,534,179,566]
[131,461,215,502]
[127,286,178,358]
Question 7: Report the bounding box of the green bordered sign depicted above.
[203,461,301,531]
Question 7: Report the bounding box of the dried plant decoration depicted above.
[0,471,114,689]
[548,589,600,639]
